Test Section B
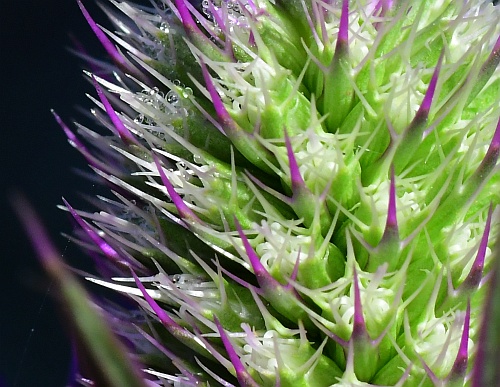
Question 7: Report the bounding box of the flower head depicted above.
[21,0,500,385]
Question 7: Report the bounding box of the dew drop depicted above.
[166,90,179,104]
[181,87,193,98]
[134,114,145,124]
[159,22,169,33]
[172,274,181,283]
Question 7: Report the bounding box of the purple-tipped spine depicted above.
[214,318,259,387]
[461,204,493,291]
[337,0,349,46]
[416,51,443,121]
[62,198,136,269]
[447,301,471,382]
[471,116,500,186]
[352,267,368,340]
[153,154,201,223]
[383,166,399,237]
[91,75,137,144]
[77,0,145,81]
[174,0,203,37]
[200,60,236,133]
[131,270,185,332]
[284,130,306,194]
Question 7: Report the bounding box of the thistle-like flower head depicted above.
[19,0,500,386]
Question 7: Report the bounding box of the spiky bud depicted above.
[20,0,500,385]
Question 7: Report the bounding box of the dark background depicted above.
[1,1,113,386]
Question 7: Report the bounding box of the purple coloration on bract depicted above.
[215,318,259,387]
[62,197,137,269]
[351,267,368,340]
[447,301,471,382]
[383,166,398,236]
[284,130,306,193]
[417,50,443,118]
[77,0,145,82]
[91,75,137,144]
[153,154,201,223]
[338,0,349,45]
[462,205,493,291]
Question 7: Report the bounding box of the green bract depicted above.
[40,0,500,385]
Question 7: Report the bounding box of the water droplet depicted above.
[193,154,203,164]
[159,22,169,33]
[166,90,179,104]
[172,274,181,283]
[181,87,193,98]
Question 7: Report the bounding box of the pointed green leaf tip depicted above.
[38,0,500,385]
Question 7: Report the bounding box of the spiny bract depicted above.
[50,0,500,385]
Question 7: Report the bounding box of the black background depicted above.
[1,1,114,386]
